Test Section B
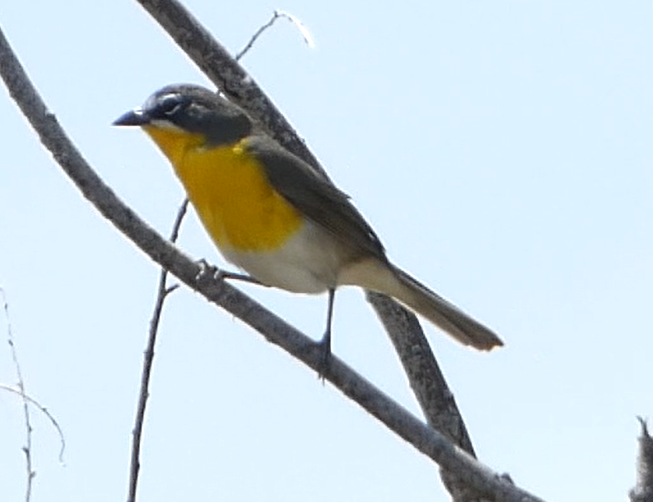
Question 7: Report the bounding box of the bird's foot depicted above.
[195,259,219,282]
[194,259,264,286]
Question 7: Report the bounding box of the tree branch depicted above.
[0,23,543,502]
[369,291,504,501]
[631,418,653,502]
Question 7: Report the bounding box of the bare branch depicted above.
[631,417,653,502]
[0,23,543,502]
[1,287,34,502]
[369,291,495,501]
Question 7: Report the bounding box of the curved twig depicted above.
[235,10,314,61]
[0,384,66,463]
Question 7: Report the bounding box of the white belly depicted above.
[219,221,344,294]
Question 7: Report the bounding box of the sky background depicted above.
[1,1,652,501]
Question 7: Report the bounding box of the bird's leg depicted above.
[317,288,336,379]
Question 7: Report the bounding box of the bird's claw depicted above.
[195,259,219,282]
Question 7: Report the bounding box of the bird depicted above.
[114,84,503,367]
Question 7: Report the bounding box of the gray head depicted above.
[113,84,253,146]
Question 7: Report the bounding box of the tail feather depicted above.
[389,265,503,350]
[340,258,503,350]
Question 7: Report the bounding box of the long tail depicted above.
[342,258,503,350]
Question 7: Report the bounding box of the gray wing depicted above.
[243,135,386,261]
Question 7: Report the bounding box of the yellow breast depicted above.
[144,126,303,252]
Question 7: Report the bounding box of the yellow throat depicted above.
[143,125,303,252]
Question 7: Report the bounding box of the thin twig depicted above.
[1,287,34,502]
[0,24,543,502]
[169,198,189,243]
[0,384,66,463]
[127,198,187,502]
[234,10,314,61]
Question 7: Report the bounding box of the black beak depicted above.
[113,109,150,126]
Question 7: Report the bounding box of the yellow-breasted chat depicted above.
[114,84,503,364]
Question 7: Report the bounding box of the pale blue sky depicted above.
[1,1,652,501]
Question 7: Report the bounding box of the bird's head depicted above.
[114,84,253,153]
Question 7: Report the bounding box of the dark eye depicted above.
[157,93,185,117]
